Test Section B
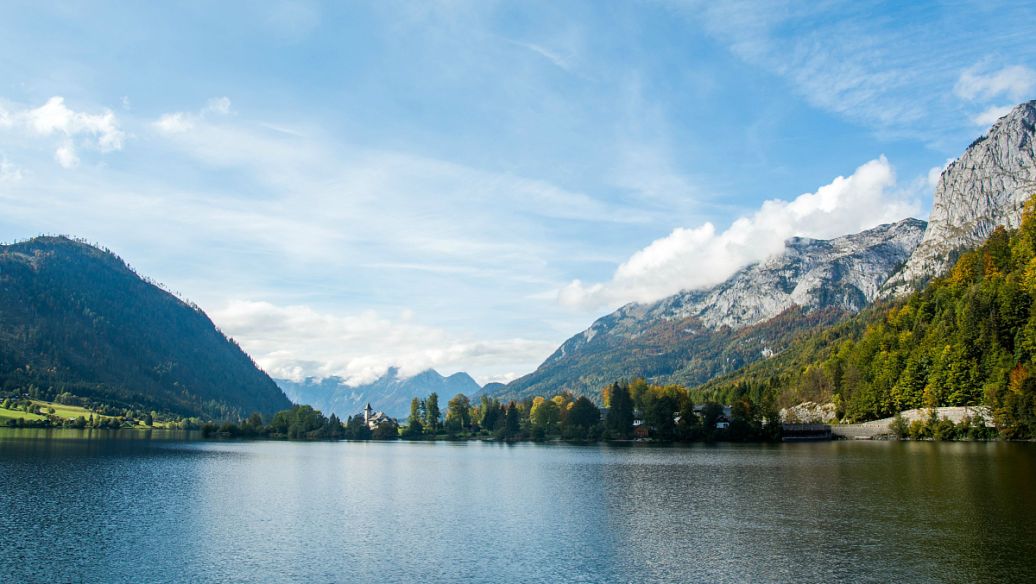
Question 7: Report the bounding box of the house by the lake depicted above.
[362,403,393,429]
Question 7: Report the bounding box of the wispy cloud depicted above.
[152,96,233,135]
[972,104,1015,126]
[669,1,1036,139]
[955,64,1035,126]
[507,39,574,71]
[955,64,1036,102]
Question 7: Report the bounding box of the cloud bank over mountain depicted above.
[558,157,923,310]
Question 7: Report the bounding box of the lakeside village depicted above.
[3,378,998,443]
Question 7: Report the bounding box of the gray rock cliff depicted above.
[883,100,1036,294]
[563,217,926,352]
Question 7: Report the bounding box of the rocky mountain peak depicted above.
[543,218,925,367]
[644,217,926,332]
[883,100,1036,294]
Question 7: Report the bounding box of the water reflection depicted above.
[1,433,1033,583]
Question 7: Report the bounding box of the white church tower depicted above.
[364,403,373,425]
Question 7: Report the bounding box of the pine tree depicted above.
[425,393,441,435]
[605,382,634,438]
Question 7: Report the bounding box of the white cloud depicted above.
[54,141,79,169]
[675,2,928,130]
[0,97,124,168]
[154,112,193,133]
[559,157,921,309]
[955,64,1036,102]
[210,300,556,385]
[25,96,124,152]
[972,104,1015,126]
[152,97,232,135]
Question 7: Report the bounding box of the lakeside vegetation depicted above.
[201,380,781,443]
[0,385,204,429]
[5,379,1002,443]
[690,197,1036,440]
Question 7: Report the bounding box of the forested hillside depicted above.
[0,236,292,419]
[698,197,1036,437]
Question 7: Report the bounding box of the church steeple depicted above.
[364,402,373,424]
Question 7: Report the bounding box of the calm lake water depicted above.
[1,430,1034,583]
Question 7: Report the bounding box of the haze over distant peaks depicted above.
[278,367,482,419]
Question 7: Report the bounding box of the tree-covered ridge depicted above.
[698,196,1036,438]
[0,236,292,419]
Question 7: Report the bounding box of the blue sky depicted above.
[1,1,1035,384]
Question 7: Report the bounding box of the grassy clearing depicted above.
[0,407,48,422]
[30,400,111,421]
[0,399,172,428]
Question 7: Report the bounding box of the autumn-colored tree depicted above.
[530,397,561,436]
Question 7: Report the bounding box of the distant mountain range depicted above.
[489,100,1036,402]
[277,368,483,419]
[0,236,292,418]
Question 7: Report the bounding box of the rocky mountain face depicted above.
[0,236,292,418]
[883,100,1036,294]
[641,218,926,331]
[278,368,482,419]
[500,219,926,399]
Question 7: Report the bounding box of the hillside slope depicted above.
[0,236,291,418]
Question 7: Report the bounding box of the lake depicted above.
[1,430,1034,583]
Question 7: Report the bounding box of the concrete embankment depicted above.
[830,406,992,440]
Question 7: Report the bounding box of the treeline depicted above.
[399,382,779,442]
[698,196,1036,439]
[203,381,781,443]
[401,392,603,441]
[202,405,401,440]
[602,379,780,442]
